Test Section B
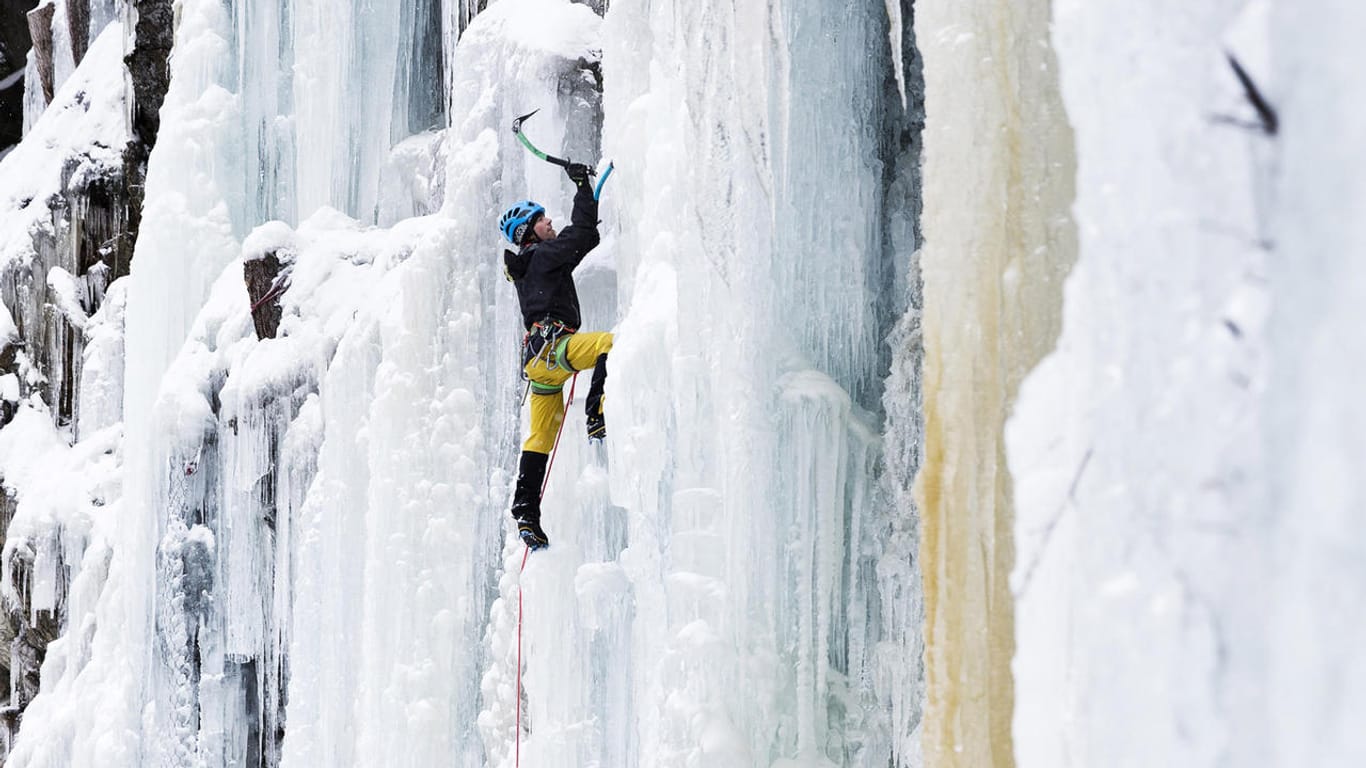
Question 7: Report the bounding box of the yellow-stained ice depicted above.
[914,1,1077,765]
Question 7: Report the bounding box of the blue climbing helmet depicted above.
[499,200,546,245]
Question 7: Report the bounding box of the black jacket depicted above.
[504,182,600,330]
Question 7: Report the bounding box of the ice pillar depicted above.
[913,0,1076,765]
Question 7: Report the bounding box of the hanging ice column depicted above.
[912,0,1075,765]
[8,0,930,763]
[7,0,460,762]
[291,0,450,223]
[481,0,924,764]
[1,0,262,763]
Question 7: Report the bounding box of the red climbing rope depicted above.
[541,373,578,498]
[515,545,530,766]
[248,280,288,314]
[516,372,578,767]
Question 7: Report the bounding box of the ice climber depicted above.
[500,161,612,551]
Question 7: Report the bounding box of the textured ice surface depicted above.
[0,24,127,269]
[911,0,1075,765]
[13,1,1363,767]
[589,1,919,765]
[3,1,922,766]
[1009,2,1267,765]
[1263,3,1366,765]
[1009,1,1366,767]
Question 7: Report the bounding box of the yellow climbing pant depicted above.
[523,331,613,454]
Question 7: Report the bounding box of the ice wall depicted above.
[1264,3,1366,764]
[1008,1,1366,766]
[281,2,603,764]
[1,0,414,762]
[0,21,134,759]
[7,0,603,763]
[211,0,452,231]
[0,20,130,416]
[911,0,1075,765]
[4,0,930,765]
[1009,2,1267,765]
[576,0,922,765]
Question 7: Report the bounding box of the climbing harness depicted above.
[516,372,578,768]
[521,318,578,379]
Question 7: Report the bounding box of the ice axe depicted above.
[511,109,615,201]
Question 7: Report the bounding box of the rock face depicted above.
[0,3,39,76]
[0,146,137,433]
[127,0,171,146]
[0,1,41,150]
[0,11,174,757]
[0,0,177,423]
[0,485,64,726]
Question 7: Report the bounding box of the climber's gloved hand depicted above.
[564,162,594,188]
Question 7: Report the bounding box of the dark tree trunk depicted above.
[24,2,51,103]
[245,251,291,340]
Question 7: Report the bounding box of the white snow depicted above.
[0,24,127,269]
[0,399,120,643]
[46,266,88,330]
[1007,2,1366,767]
[1009,0,1268,762]
[77,277,126,438]
[377,130,447,226]
[0,301,19,347]
[1262,3,1366,765]
[7,2,1363,768]
[0,374,19,403]
[5,0,922,763]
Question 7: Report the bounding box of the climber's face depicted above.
[533,214,556,241]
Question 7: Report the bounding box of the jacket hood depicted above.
[503,245,535,281]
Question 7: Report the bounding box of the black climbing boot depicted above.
[585,353,607,441]
[518,518,550,551]
[511,451,550,550]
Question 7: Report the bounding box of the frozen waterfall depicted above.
[1,0,922,766]
[2,0,1365,767]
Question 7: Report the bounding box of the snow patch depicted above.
[0,24,127,269]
